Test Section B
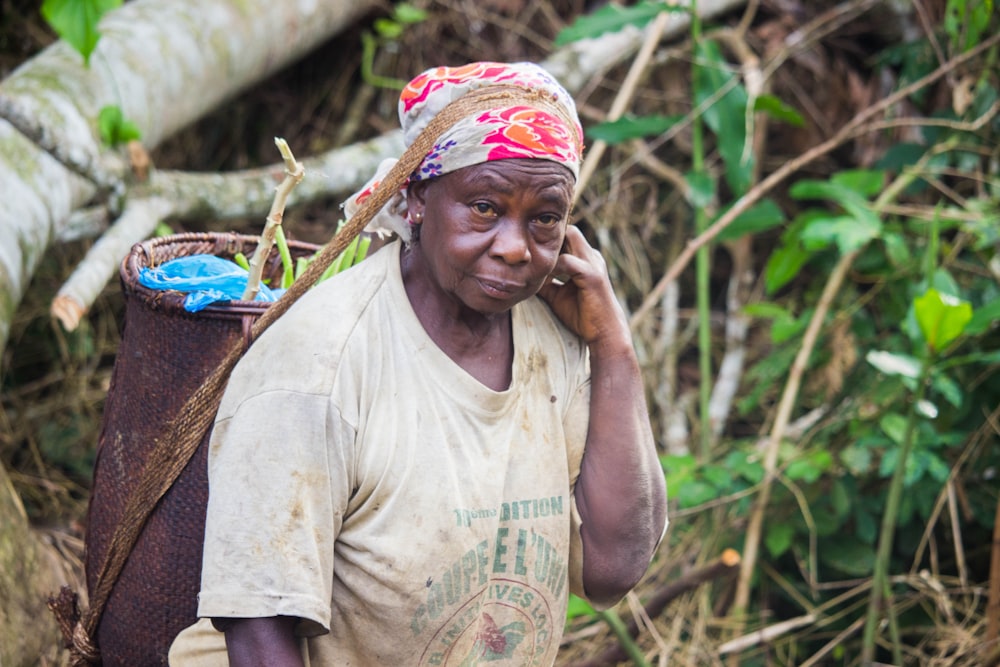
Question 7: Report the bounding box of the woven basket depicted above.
[85,232,320,666]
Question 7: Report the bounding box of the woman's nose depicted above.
[490,218,531,264]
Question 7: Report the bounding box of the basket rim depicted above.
[119,231,321,314]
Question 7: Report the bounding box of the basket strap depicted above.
[63,83,567,664]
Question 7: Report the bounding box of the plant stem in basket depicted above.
[242,137,305,300]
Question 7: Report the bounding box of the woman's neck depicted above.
[401,250,514,391]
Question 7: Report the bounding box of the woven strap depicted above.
[60,83,567,664]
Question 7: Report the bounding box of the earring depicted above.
[412,212,423,223]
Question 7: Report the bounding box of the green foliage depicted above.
[41,0,121,66]
[693,39,753,196]
[586,114,683,143]
[565,594,595,621]
[554,1,686,47]
[944,0,995,51]
[97,105,141,147]
[362,3,428,89]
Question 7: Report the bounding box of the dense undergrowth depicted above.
[2,0,998,665]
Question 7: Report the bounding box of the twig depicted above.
[987,465,1000,646]
[717,613,817,655]
[628,29,1000,331]
[799,615,867,667]
[568,549,741,667]
[729,247,859,621]
[241,138,304,301]
[708,235,752,440]
[51,197,175,331]
[574,8,673,203]
[947,479,969,588]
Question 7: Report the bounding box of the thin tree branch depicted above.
[574,9,673,203]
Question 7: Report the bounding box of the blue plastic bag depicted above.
[138,254,283,312]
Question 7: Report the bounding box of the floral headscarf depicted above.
[343,61,583,243]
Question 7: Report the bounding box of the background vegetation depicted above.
[1,0,998,664]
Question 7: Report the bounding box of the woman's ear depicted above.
[406,180,429,223]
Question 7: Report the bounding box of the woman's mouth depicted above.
[477,277,522,298]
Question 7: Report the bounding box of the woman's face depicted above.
[406,158,575,317]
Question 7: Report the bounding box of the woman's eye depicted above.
[536,214,562,226]
[472,202,497,216]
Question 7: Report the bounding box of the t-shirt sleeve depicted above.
[196,387,355,636]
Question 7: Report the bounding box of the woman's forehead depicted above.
[448,159,575,189]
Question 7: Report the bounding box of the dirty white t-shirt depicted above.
[190,240,591,666]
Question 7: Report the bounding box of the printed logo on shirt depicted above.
[453,495,565,527]
[416,577,554,666]
[412,496,570,665]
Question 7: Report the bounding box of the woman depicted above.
[171,61,667,666]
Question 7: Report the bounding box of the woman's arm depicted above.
[538,226,668,609]
[222,616,304,667]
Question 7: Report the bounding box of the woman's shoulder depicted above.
[224,242,398,398]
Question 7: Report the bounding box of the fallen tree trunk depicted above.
[0,0,380,352]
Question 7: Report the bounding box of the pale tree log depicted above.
[0,0,380,352]
[48,0,749,332]
[51,131,407,329]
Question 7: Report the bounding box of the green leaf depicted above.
[930,372,963,408]
[830,169,886,197]
[879,413,908,446]
[880,448,926,485]
[554,2,686,47]
[771,310,806,344]
[854,506,878,545]
[566,594,595,621]
[373,18,404,39]
[716,198,785,242]
[765,523,794,558]
[694,39,753,195]
[866,350,922,378]
[97,105,141,147]
[586,114,683,144]
[800,214,881,255]
[820,536,874,576]
[789,177,884,233]
[724,450,765,484]
[764,243,811,295]
[41,0,121,65]
[392,3,428,24]
[662,453,697,491]
[881,230,912,267]
[964,298,1000,335]
[876,142,928,173]
[702,464,733,491]
[685,170,716,208]
[914,288,973,353]
[745,303,807,345]
[841,445,872,476]
[830,478,852,519]
[677,480,716,508]
[753,93,804,126]
[786,450,833,483]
